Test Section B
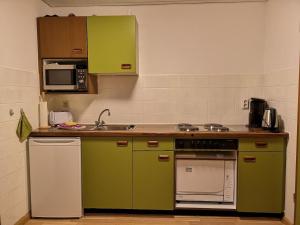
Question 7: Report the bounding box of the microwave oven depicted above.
[43,59,88,91]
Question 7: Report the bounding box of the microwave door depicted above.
[44,65,77,90]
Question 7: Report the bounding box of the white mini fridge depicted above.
[29,137,82,218]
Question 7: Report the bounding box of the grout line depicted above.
[0,65,38,74]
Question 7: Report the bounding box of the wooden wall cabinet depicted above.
[37,16,97,94]
[37,16,87,58]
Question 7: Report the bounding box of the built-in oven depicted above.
[175,139,238,209]
[43,59,88,91]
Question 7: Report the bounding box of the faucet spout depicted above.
[95,108,111,127]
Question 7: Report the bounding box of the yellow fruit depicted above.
[64,121,77,126]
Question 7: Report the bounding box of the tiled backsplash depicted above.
[47,73,264,125]
[0,66,39,225]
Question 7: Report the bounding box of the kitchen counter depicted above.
[30,124,289,138]
[30,124,287,214]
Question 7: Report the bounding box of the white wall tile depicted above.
[143,75,180,88]
[48,74,264,125]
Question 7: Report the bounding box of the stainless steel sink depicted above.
[55,124,135,131]
[88,124,135,131]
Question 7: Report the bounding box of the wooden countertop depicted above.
[30,124,289,138]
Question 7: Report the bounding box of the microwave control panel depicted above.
[76,69,88,90]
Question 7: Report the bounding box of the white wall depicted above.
[0,1,51,225]
[48,2,265,125]
[262,0,300,223]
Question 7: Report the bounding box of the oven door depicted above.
[43,64,77,90]
[176,151,236,204]
[176,158,226,202]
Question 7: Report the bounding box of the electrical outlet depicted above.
[241,99,249,110]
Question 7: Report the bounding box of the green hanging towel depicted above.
[16,109,32,142]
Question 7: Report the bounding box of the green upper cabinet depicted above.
[87,16,138,75]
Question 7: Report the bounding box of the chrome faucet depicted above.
[95,108,111,127]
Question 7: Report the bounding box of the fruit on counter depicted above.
[56,122,86,130]
[64,121,78,126]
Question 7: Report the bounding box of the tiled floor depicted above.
[25,214,285,225]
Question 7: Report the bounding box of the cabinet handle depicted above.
[147,140,159,147]
[121,64,132,70]
[243,156,256,163]
[158,154,169,161]
[255,141,268,148]
[116,140,128,147]
[71,48,83,54]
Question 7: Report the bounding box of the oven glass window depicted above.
[46,69,76,85]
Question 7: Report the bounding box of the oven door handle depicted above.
[176,156,236,160]
[177,190,225,195]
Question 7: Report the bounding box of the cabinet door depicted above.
[237,151,285,213]
[38,17,87,58]
[87,16,137,75]
[82,137,132,209]
[133,151,174,210]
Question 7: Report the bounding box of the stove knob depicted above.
[176,140,184,148]
[190,141,195,149]
[196,140,201,148]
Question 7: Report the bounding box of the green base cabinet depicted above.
[237,138,285,213]
[82,137,132,209]
[87,16,137,75]
[133,150,174,210]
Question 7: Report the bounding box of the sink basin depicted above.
[88,124,135,131]
[56,124,135,131]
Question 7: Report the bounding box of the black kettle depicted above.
[262,108,279,131]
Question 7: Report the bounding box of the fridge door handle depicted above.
[31,139,79,145]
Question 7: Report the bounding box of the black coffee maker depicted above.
[248,98,267,128]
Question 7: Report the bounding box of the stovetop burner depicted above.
[177,123,230,132]
[206,126,230,132]
[177,123,199,132]
[203,123,223,129]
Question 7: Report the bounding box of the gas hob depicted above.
[177,123,231,132]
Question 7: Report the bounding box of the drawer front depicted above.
[133,137,174,151]
[82,137,133,151]
[239,138,285,152]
